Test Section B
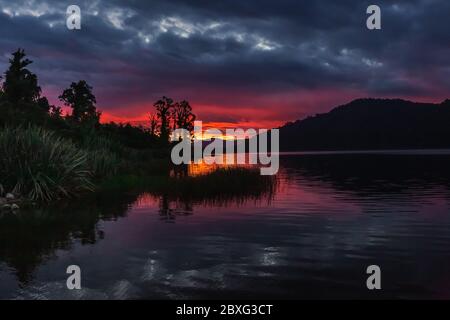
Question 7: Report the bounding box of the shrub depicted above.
[78,133,122,177]
[0,126,94,201]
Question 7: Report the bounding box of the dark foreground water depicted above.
[2,152,450,299]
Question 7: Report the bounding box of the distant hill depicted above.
[279,98,450,151]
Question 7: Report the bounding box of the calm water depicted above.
[2,153,450,299]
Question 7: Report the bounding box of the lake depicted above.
[2,152,450,299]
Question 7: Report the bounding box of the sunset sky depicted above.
[1,0,449,130]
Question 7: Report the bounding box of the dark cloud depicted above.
[0,0,449,125]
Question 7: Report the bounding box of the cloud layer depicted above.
[1,0,449,127]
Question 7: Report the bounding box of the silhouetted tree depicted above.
[36,96,51,113]
[0,49,163,150]
[154,96,174,143]
[2,49,41,105]
[0,86,4,110]
[173,100,196,134]
[0,49,56,126]
[59,80,100,124]
[149,113,159,137]
[49,105,62,119]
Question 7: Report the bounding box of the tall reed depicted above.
[0,126,94,201]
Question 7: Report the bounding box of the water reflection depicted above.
[0,165,277,287]
[0,193,138,285]
[280,154,450,202]
[1,153,450,299]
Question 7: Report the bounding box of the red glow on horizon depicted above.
[42,85,450,135]
[100,108,285,131]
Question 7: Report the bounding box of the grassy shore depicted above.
[0,125,168,203]
[0,126,275,207]
[100,167,277,203]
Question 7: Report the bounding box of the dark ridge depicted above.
[279,98,450,151]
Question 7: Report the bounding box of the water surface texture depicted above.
[2,153,450,299]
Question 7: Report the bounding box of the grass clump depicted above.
[0,126,94,201]
[100,167,278,206]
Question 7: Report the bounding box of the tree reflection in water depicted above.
[0,166,278,284]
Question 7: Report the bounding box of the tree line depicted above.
[0,49,196,149]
